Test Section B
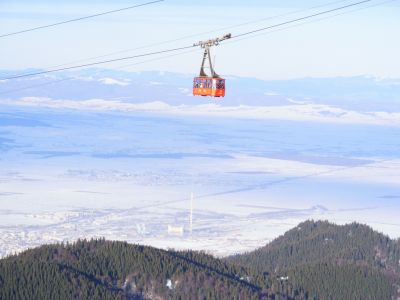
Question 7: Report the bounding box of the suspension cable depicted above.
[1,45,195,80]
[232,0,372,39]
[0,0,164,39]
[1,0,392,81]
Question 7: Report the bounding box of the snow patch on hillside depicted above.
[99,77,130,86]
[3,97,400,126]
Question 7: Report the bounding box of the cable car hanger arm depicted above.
[194,33,231,78]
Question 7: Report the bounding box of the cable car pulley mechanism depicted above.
[192,33,231,98]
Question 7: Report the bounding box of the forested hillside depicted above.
[229,220,400,299]
[230,220,400,273]
[0,239,263,300]
[1,221,399,299]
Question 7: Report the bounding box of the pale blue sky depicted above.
[1,0,399,79]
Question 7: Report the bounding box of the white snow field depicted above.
[0,72,399,257]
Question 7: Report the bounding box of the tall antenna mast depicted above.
[189,192,193,234]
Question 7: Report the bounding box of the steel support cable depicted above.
[231,0,373,39]
[0,5,396,213]
[0,45,196,80]
[222,0,397,47]
[42,0,353,70]
[1,0,393,81]
[0,0,164,38]
[0,48,198,96]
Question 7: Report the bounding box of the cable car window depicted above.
[216,80,225,89]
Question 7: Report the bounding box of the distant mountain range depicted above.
[1,69,399,112]
[1,220,399,299]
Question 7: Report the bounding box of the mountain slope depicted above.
[229,220,400,273]
[0,239,261,300]
[228,220,400,299]
[1,221,399,299]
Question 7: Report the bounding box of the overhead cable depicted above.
[0,0,389,81]
[225,0,396,45]
[43,0,353,70]
[1,45,195,80]
[232,0,372,39]
[0,0,164,38]
[0,49,198,96]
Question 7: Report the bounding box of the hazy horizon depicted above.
[1,0,400,79]
[1,0,399,258]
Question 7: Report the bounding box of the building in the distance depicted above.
[167,225,184,236]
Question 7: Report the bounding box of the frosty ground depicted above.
[1,102,399,258]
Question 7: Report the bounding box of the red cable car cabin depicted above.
[193,77,225,97]
[192,34,231,98]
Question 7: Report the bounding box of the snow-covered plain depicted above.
[0,71,399,257]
